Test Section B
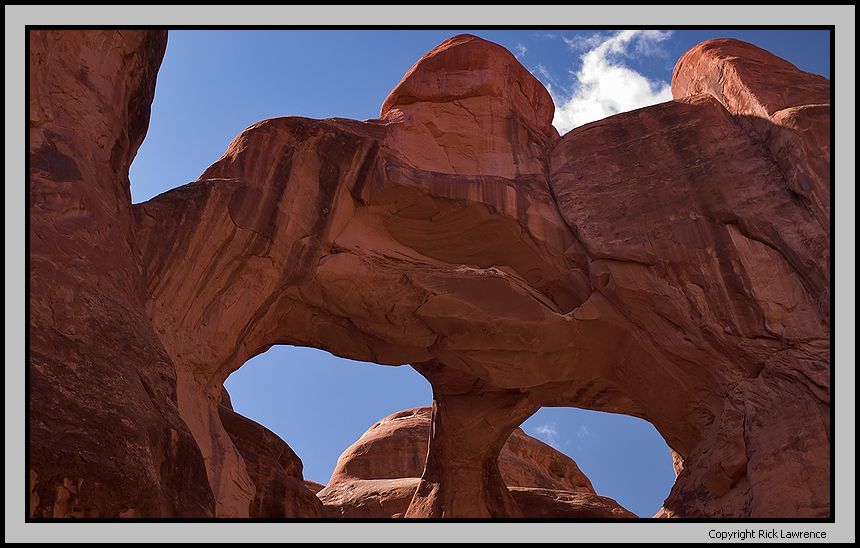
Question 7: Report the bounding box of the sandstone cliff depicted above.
[30,30,213,518]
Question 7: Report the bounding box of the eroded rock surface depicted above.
[325,407,593,492]
[510,488,636,519]
[29,30,213,518]
[317,407,632,518]
[30,31,830,518]
[218,390,324,517]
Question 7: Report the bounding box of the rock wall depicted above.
[29,31,830,518]
[29,30,213,517]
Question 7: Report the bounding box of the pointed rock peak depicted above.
[380,34,556,139]
[672,38,829,117]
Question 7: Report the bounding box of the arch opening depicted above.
[521,407,677,518]
[222,346,677,518]
[223,345,431,486]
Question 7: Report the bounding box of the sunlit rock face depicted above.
[316,407,634,518]
[30,31,829,519]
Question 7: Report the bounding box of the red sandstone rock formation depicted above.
[510,488,636,519]
[29,30,213,518]
[672,38,831,236]
[325,408,593,492]
[317,407,632,518]
[218,391,323,517]
[29,31,830,519]
[303,480,326,495]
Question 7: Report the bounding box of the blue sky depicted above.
[130,29,830,518]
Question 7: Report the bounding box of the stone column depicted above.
[406,361,538,518]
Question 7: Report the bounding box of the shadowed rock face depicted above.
[29,31,830,518]
[29,30,213,518]
[217,390,324,517]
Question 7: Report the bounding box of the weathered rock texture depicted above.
[326,407,594,492]
[510,488,636,519]
[29,31,830,519]
[218,390,324,517]
[29,30,213,518]
[317,407,633,518]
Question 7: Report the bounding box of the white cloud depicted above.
[514,43,527,59]
[550,30,674,134]
[562,33,605,52]
[533,423,560,448]
[633,31,673,57]
[532,63,553,82]
[576,424,594,439]
[531,62,561,96]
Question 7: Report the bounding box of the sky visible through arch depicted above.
[129,29,830,517]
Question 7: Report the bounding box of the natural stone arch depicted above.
[314,405,637,518]
[30,30,830,519]
[132,34,830,518]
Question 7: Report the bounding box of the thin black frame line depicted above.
[24,25,32,526]
[23,24,835,31]
[23,25,836,524]
[827,24,835,523]
[24,517,837,523]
